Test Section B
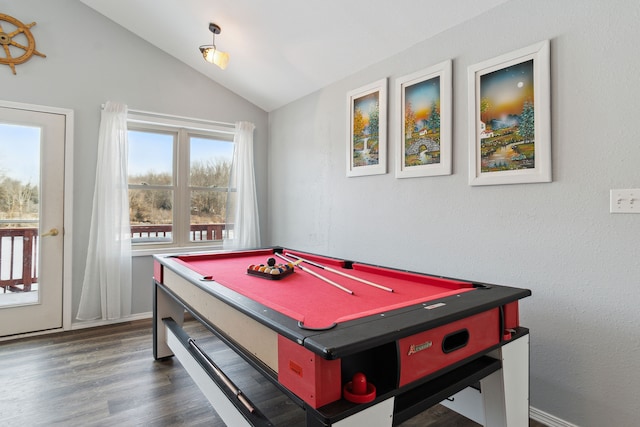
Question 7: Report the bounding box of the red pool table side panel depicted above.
[153,260,163,283]
[398,308,501,387]
[278,335,342,409]
[167,250,476,329]
[503,301,520,330]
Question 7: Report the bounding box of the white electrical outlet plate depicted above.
[610,189,640,213]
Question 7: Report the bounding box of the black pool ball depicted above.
[267,257,276,267]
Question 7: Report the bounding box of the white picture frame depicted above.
[346,78,387,177]
[396,60,452,178]
[468,40,551,186]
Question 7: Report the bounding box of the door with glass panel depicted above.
[0,104,66,337]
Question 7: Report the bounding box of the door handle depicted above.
[41,228,59,237]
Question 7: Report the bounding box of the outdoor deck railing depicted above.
[0,223,228,293]
[0,227,38,292]
[129,223,229,242]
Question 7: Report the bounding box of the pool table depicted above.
[153,247,531,426]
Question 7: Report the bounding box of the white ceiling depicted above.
[80,0,511,112]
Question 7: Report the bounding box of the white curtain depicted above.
[224,121,260,249]
[77,101,132,320]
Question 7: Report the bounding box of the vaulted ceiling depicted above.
[80,0,511,112]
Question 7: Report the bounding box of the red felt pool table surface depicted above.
[171,248,474,329]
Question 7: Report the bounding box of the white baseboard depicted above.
[531,406,579,427]
[70,311,153,330]
[0,312,154,342]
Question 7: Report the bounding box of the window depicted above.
[127,115,235,249]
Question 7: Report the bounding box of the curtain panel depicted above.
[77,101,132,320]
[224,121,260,249]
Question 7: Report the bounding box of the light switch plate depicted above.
[610,189,640,213]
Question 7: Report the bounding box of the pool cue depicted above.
[275,252,354,295]
[285,253,394,293]
[188,338,255,413]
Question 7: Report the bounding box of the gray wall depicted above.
[268,0,640,426]
[1,0,268,319]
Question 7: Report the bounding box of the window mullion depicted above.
[174,129,190,246]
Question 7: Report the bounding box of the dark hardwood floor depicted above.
[0,318,545,426]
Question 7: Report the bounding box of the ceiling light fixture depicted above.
[199,22,229,70]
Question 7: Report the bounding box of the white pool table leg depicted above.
[481,334,530,427]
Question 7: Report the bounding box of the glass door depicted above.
[0,104,66,336]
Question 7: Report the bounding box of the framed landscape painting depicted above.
[346,78,387,177]
[468,40,551,186]
[396,60,452,178]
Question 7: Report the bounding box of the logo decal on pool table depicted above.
[408,341,433,355]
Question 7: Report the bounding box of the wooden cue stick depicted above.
[275,252,354,295]
[188,338,255,413]
[286,253,394,293]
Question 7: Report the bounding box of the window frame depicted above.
[126,112,235,256]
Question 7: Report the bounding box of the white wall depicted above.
[268,0,640,426]
[1,0,268,319]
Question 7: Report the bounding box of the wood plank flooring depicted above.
[0,318,545,426]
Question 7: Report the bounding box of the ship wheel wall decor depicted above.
[0,13,46,75]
